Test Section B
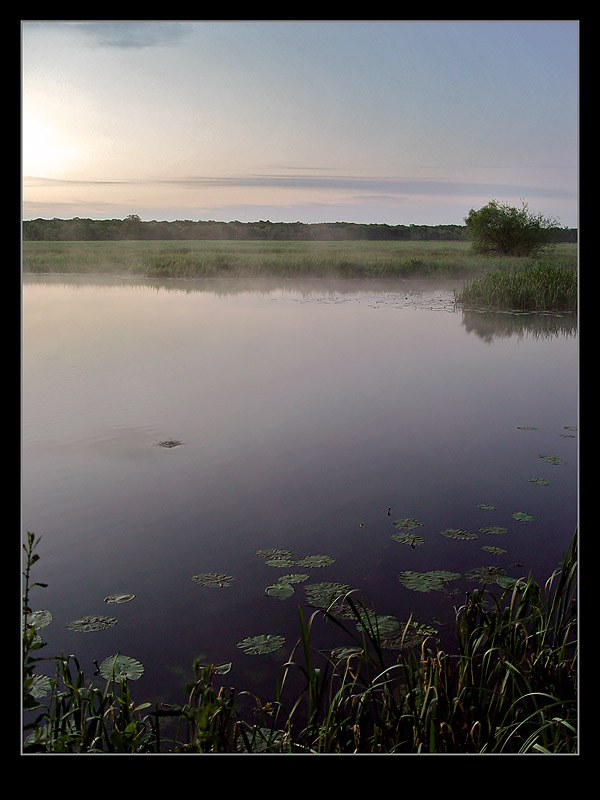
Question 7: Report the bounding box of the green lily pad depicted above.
[66,615,118,632]
[277,573,310,584]
[191,573,235,587]
[477,504,496,510]
[265,583,294,600]
[398,570,461,593]
[512,512,534,522]
[237,634,285,655]
[391,531,425,546]
[564,426,577,431]
[482,545,507,555]
[293,554,336,568]
[539,453,566,465]
[104,593,135,604]
[392,518,423,530]
[256,548,296,567]
[28,610,53,630]
[304,581,352,607]
[379,620,439,650]
[30,673,52,699]
[440,528,477,540]
[355,611,400,637]
[99,654,145,681]
[529,477,550,486]
[496,575,529,590]
[466,565,506,584]
[479,526,509,535]
[517,426,538,430]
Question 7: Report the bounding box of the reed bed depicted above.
[456,262,577,312]
[22,240,578,281]
[23,531,577,754]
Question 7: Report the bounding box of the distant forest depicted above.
[23,216,578,243]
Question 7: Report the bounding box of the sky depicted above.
[21,20,579,227]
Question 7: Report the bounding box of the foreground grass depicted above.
[456,262,578,312]
[23,531,577,754]
[22,240,578,281]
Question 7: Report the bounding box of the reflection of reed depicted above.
[460,307,577,342]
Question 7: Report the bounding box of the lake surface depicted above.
[22,274,578,709]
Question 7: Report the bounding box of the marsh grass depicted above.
[456,262,577,312]
[22,530,577,753]
[22,240,577,281]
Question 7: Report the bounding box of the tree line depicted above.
[21,215,579,243]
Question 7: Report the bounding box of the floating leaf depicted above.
[294,554,335,568]
[99,654,145,681]
[466,565,506,584]
[276,573,309,584]
[512,512,534,522]
[30,674,52,699]
[237,634,285,655]
[191,573,235,587]
[265,583,294,600]
[391,531,425,546]
[66,615,118,632]
[29,610,53,630]
[539,453,566,465]
[517,426,538,431]
[398,570,461,593]
[355,611,400,637]
[440,528,477,540]
[479,526,509,535]
[104,593,135,604]
[380,620,439,650]
[156,439,184,448]
[529,477,550,486]
[482,545,507,555]
[392,518,423,530]
[477,503,496,510]
[330,646,364,660]
[304,582,352,608]
[564,426,577,431]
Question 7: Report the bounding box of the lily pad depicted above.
[477,504,496,510]
[30,673,52,699]
[496,575,529,590]
[440,528,477,540]
[191,573,235,587]
[104,593,136,605]
[391,531,425,546]
[99,654,145,681]
[564,426,577,431]
[517,426,538,430]
[529,477,550,486]
[294,554,335,568]
[28,610,53,630]
[466,565,506,584]
[265,583,294,600]
[482,545,507,555]
[539,453,566,465]
[304,581,352,607]
[398,570,461,593]
[156,439,184,448]
[66,615,118,632]
[379,620,439,650]
[512,512,534,522]
[237,634,285,655]
[355,611,400,637]
[392,518,423,530]
[277,573,310,584]
[479,526,509,535]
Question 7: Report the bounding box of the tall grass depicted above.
[22,530,577,753]
[22,240,578,281]
[456,262,578,312]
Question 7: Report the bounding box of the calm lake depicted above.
[22,274,578,709]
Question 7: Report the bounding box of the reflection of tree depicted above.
[460,308,577,343]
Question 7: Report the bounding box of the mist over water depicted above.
[22,275,577,705]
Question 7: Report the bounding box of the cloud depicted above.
[25,21,190,48]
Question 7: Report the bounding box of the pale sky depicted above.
[21,20,579,227]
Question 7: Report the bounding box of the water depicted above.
[22,274,578,708]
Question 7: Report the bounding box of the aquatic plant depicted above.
[440,528,477,540]
[392,518,423,530]
[529,477,550,486]
[66,615,118,632]
[191,573,235,587]
[398,570,461,592]
[104,593,135,604]
[391,531,425,546]
[539,453,567,465]
[479,526,509,535]
[99,654,145,681]
[512,512,534,522]
[466,565,507,584]
[237,634,286,655]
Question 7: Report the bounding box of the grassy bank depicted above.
[23,531,577,754]
[22,240,578,281]
[456,262,578,312]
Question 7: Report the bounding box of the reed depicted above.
[456,262,577,312]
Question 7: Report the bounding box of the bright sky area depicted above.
[21,20,579,227]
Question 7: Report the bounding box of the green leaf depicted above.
[99,654,145,681]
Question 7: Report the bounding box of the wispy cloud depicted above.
[24,21,190,48]
[23,173,576,200]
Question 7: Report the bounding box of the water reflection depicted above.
[461,307,577,342]
[21,275,578,706]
